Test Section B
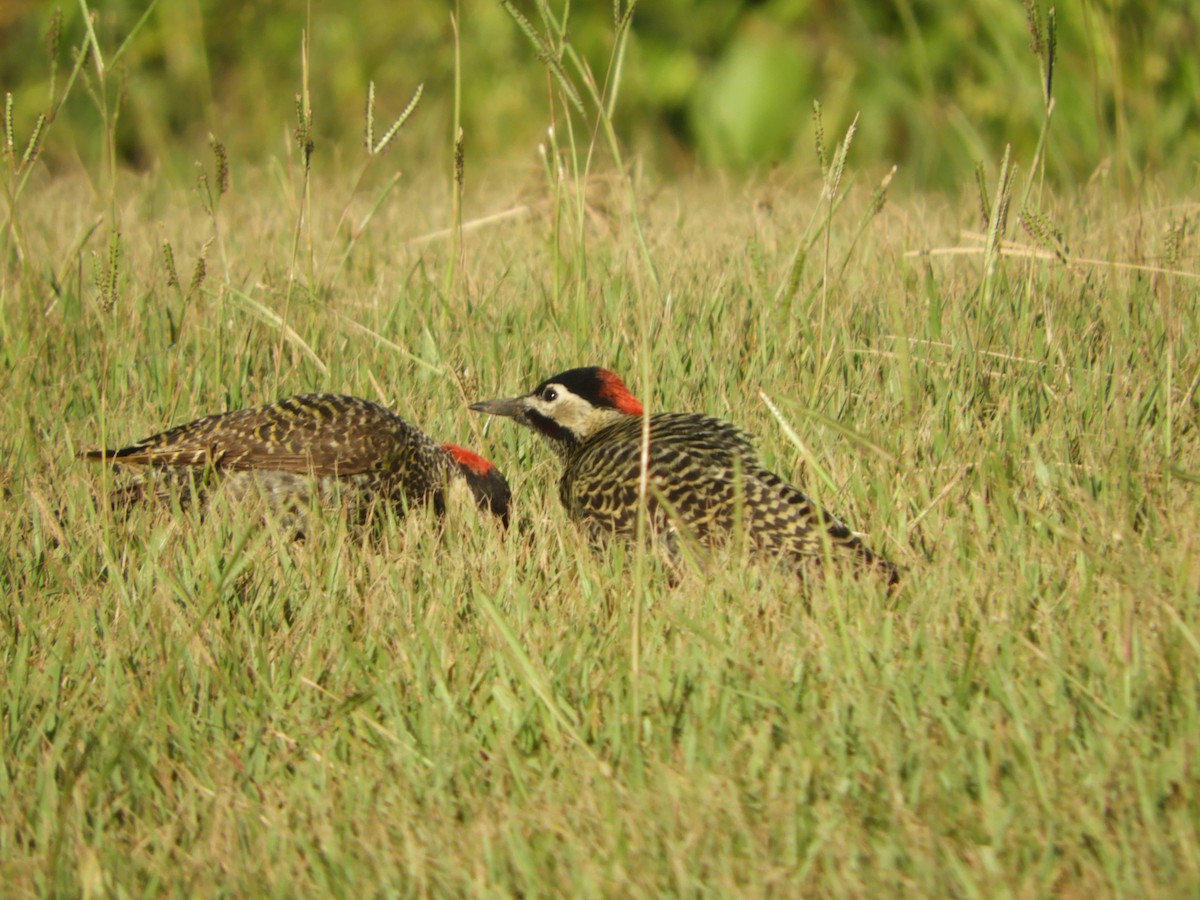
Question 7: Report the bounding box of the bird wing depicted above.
[207,395,410,475]
[567,412,876,548]
[564,411,898,583]
[85,395,444,480]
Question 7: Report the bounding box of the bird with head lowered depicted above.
[81,393,511,530]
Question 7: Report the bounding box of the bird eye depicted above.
[540,387,558,402]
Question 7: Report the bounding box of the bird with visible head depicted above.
[81,393,511,529]
[471,367,898,586]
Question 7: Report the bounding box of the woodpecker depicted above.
[81,393,510,527]
[471,367,898,586]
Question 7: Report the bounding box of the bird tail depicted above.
[78,443,162,464]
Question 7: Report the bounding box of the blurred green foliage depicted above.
[1,0,1197,189]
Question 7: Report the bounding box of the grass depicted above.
[1,152,1198,895]
[2,6,1199,892]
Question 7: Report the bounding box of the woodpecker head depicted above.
[469,367,644,449]
[441,444,512,525]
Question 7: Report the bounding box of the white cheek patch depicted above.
[551,397,595,433]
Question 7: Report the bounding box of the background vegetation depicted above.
[0,0,1197,187]
[1,0,1198,895]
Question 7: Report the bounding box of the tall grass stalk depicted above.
[500,0,657,289]
[330,80,421,280]
[446,3,464,299]
[279,27,314,388]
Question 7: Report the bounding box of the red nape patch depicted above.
[443,444,496,475]
[597,370,645,416]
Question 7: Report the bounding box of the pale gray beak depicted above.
[469,397,528,420]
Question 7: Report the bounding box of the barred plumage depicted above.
[80,393,510,526]
[471,367,897,586]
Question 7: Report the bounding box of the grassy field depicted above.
[2,144,1198,895]
[2,6,1199,896]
